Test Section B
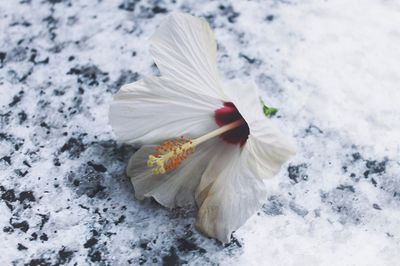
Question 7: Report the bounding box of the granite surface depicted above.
[1,0,400,265]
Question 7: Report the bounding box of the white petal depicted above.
[195,142,236,207]
[196,145,267,243]
[222,80,296,179]
[221,80,266,125]
[150,13,226,100]
[109,76,221,145]
[127,139,220,208]
[243,133,296,179]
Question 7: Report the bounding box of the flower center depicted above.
[214,102,250,146]
[147,119,244,175]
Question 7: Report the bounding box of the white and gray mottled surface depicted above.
[1,0,400,265]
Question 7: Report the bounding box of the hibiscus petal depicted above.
[127,139,220,208]
[221,80,266,124]
[196,145,267,243]
[109,76,221,145]
[243,127,296,180]
[150,13,226,100]
[222,80,296,179]
[195,142,236,207]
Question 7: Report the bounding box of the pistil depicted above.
[147,119,245,175]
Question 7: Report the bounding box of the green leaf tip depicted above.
[260,99,278,117]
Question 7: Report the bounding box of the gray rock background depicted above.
[1,0,400,265]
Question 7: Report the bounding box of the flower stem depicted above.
[193,119,244,146]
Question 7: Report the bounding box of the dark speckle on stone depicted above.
[0,111,11,126]
[60,136,86,158]
[89,250,102,262]
[38,214,49,230]
[18,243,28,250]
[336,185,355,193]
[139,240,151,250]
[118,0,137,11]
[1,156,11,164]
[67,64,109,86]
[57,247,74,264]
[87,161,107,173]
[67,159,111,198]
[53,158,61,166]
[352,152,362,161]
[139,255,147,265]
[225,236,242,248]
[152,6,167,14]
[0,52,6,63]
[288,163,308,183]
[40,233,48,241]
[177,238,206,253]
[2,188,17,202]
[114,215,125,225]
[219,5,240,23]
[24,258,50,266]
[289,202,309,217]
[87,184,106,198]
[8,47,27,62]
[19,191,36,203]
[84,237,98,248]
[18,111,27,123]
[3,226,14,233]
[43,15,58,40]
[73,179,80,186]
[305,124,323,135]
[0,133,11,141]
[47,0,64,4]
[11,220,29,233]
[372,203,382,210]
[162,247,180,266]
[40,122,49,129]
[30,232,38,241]
[366,159,387,175]
[239,53,259,65]
[263,195,284,216]
[363,170,369,178]
[29,49,49,65]
[9,91,24,107]
[266,15,274,21]
[15,169,28,177]
[78,204,89,210]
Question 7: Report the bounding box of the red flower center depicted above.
[214,102,250,146]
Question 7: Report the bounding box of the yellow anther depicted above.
[159,167,166,174]
[146,119,245,175]
[147,137,195,175]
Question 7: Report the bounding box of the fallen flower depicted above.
[109,12,296,243]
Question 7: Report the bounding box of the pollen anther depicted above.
[147,137,195,175]
[147,119,245,175]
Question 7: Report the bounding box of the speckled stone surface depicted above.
[1,0,400,265]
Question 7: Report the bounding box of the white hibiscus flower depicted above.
[109,13,296,243]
